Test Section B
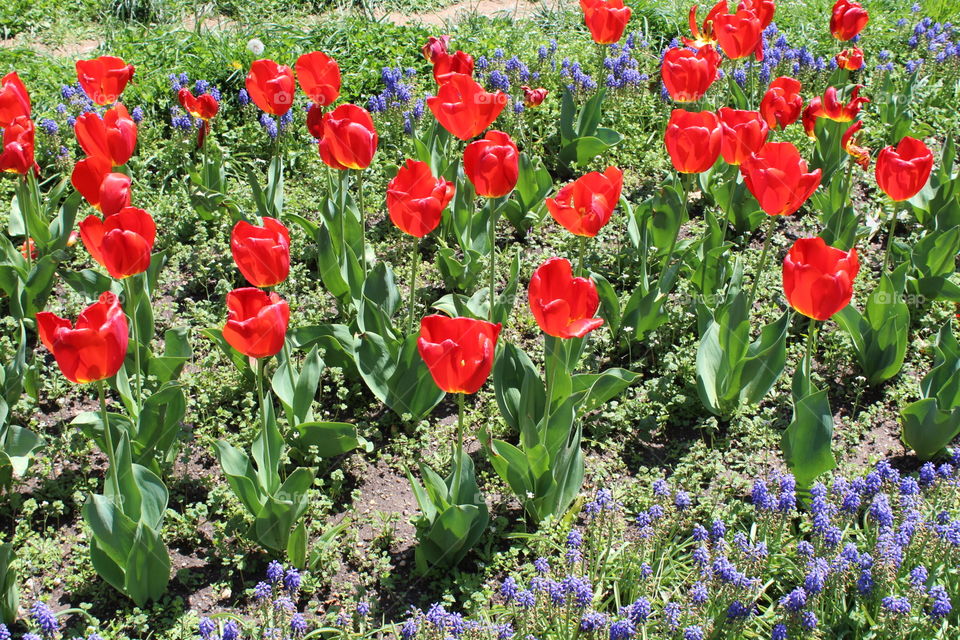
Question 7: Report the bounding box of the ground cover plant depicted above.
[0,0,959,637]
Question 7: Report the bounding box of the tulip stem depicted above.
[748,215,778,309]
[256,357,266,432]
[804,317,819,394]
[663,173,688,269]
[452,392,465,496]
[356,169,367,277]
[883,206,898,271]
[98,380,122,506]
[408,238,421,334]
[19,176,33,271]
[123,276,143,413]
[577,235,587,277]
[487,198,498,323]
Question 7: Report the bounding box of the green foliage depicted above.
[902,321,960,460]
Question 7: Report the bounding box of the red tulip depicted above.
[664,109,722,174]
[316,104,378,171]
[422,35,451,63]
[782,237,859,321]
[432,51,475,85]
[738,0,775,29]
[684,1,728,48]
[426,73,507,141]
[759,76,803,130]
[718,107,769,165]
[0,71,30,128]
[79,207,156,279]
[71,156,132,216]
[835,47,864,71]
[178,89,219,120]
[0,116,37,176]
[296,51,341,107]
[529,257,604,339]
[245,59,296,116]
[521,86,548,108]
[802,85,869,136]
[222,288,290,359]
[230,217,291,287]
[875,137,934,202]
[36,291,128,384]
[463,131,519,198]
[74,104,137,167]
[580,0,632,44]
[841,121,870,169]
[661,45,721,103]
[714,7,763,60]
[417,315,501,394]
[386,159,455,238]
[741,142,822,216]
[20,237,37,260]
[76,56,135,106]
[546,166,623,237]
[830,0,868,42]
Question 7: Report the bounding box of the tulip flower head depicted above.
[432,51,475,85]
[830,0,869,41]
[759,76,803,130]
[230,217,291,287]
[664,109,722,174]
[386,159,455,238]
[463,130,519,198]
[661,45,721,103]
[37,291,129,384]
[0,71,31,128]
[422,35,451,63]
[521,86,548,108]
[718,107,770,165]
[417,315,501,395]
[222,288,290,359]
[71,156,132,216]
[20,237,37,260]
[714,7,763,60]
[741,142,822,216]
[803,86,869,136]
[841,121,870,170]
[875,137,934,202]
[835,47,864,71]
[683,1,728,48]
[76,56,135,106]
[73,104,138,167]
[739,0,775,29]
[529,257,605,339]
[0,116,38,176]
[79,207,156,279]
[317,103,378,170]
[580,0,632,45]
[245,59,296,116]
[782,237,859,321]
[178,89,220,121]
[426,73,507,141]
[546,166,623,237]
[296,51,341,107]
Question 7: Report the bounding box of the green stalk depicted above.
[98,381,122,504]
[452,392,466,499]
[407,237,421,333]
[356,169,367,276]
[123,276,143,413]
[662,173,688,268]
[487,198,497,323]
[577,235,587,277]
[20,176,32,271]
[748,215,778,308]
[805,317,819,392]
[281,340,297,421]
[883,204,898,271]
